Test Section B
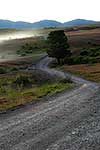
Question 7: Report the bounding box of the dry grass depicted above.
[66,28,100,54]
[63,63,100,82]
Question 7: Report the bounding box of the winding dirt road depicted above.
[0,56,100,150]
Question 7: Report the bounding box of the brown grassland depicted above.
[63,63,100,82]
[66,28,100,54]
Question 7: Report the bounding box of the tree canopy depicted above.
[47,30,71,63]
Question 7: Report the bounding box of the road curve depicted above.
[0,56,100,150]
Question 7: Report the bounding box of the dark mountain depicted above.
[0,19,99,29]
[0,20,33,29]
[62,19,99,27]
[0,19,61,29]
[32,20,62,28]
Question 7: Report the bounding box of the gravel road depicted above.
[0,56,100,150]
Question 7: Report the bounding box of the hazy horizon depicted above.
[0,18,99,24]
[0,0,99,23]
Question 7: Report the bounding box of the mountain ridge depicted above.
[0,19,99,29]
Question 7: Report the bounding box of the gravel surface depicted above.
[0,56,100,150]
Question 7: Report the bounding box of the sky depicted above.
[0,0,100,23]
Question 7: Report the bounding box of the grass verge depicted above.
[0,72,73,111]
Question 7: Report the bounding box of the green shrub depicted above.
[13,75,31,87]
[64,56,83,65]
[80,47,100,57]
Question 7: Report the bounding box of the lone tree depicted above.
[47,30,71,64]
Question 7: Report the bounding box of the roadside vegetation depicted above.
[0,71,73,111]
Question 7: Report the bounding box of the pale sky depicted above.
[0,0,100,23]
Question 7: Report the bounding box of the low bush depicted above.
[13,75,31,87]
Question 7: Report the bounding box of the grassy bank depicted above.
[0,71,73,111]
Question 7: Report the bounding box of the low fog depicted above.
[0,30,40,43]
